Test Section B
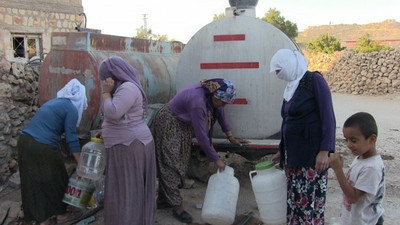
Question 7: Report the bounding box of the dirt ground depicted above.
[1,92,400,225]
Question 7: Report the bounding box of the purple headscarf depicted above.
[99,56,148,113]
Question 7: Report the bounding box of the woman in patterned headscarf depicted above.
[153,78,247,223]
[270,49,336,225]
[98,56,156,225]
[18,78,87,225]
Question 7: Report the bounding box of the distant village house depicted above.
[341,38,400,48]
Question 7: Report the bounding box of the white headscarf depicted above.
[270,49,308,101]
[57,78,88,127]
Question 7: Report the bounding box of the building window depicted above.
[12,34,42,59]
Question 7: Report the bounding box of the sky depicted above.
[82,0,400,43]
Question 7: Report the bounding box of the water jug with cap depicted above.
[77,137,106,181]
[201,165,239,225]
[249,160,286,225]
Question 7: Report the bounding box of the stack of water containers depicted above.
[75,137,106,208]
[249,160,287,225]
[201,165,239,225]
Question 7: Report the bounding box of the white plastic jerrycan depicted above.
[249,160,287,225]
[201,165,240,225]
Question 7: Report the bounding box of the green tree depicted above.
[213,13,225,21]
[354,33,391,53]
[262,8,298,39]
[153,34,169,42]
[135,26,152,39]
[135,26,170,42]
[305,33,344,54]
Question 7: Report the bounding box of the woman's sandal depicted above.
[47,217,58,225]
[56,210,83,224]
[172,209,193,223]
[157,201,173,209]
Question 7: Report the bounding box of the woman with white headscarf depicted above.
[270,49,336,225]
[17,78,87,225]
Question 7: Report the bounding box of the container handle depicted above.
[249,170,257,183]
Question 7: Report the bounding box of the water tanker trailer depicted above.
[39,0,300,160]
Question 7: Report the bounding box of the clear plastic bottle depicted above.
[87,174,105,209]
[77,137,106,181]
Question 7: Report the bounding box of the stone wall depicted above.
[308,49,400,95]
[0,57,39,185]
[0,0,84,59]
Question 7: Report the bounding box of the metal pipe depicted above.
[237,211,253,225]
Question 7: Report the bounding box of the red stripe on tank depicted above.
[200,62,259,69]
[214,34,246,41]
[232,98,248,105]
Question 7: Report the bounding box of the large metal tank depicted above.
[176,7,300,139]
[39,32,184,138]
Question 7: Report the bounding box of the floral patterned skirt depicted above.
[285,166,328,225]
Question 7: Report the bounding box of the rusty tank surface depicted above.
[39,32,184,138]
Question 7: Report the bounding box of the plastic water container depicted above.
[77,137,106,181]
[249,161,287,225]
[201,166,240,225]
[63,173,95,209]
[87,174,105,208]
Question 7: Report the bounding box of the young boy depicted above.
[329,112,385,225]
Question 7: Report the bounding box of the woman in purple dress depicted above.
[99,56,156,225]
[270,49,336,225]
[153,78,246,223]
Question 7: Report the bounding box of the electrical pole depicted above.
[143,14,148,39]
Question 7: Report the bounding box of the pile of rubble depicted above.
[303,50,344,73]
[325,49,400,95]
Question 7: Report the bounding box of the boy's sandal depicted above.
[172,209,193,223]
